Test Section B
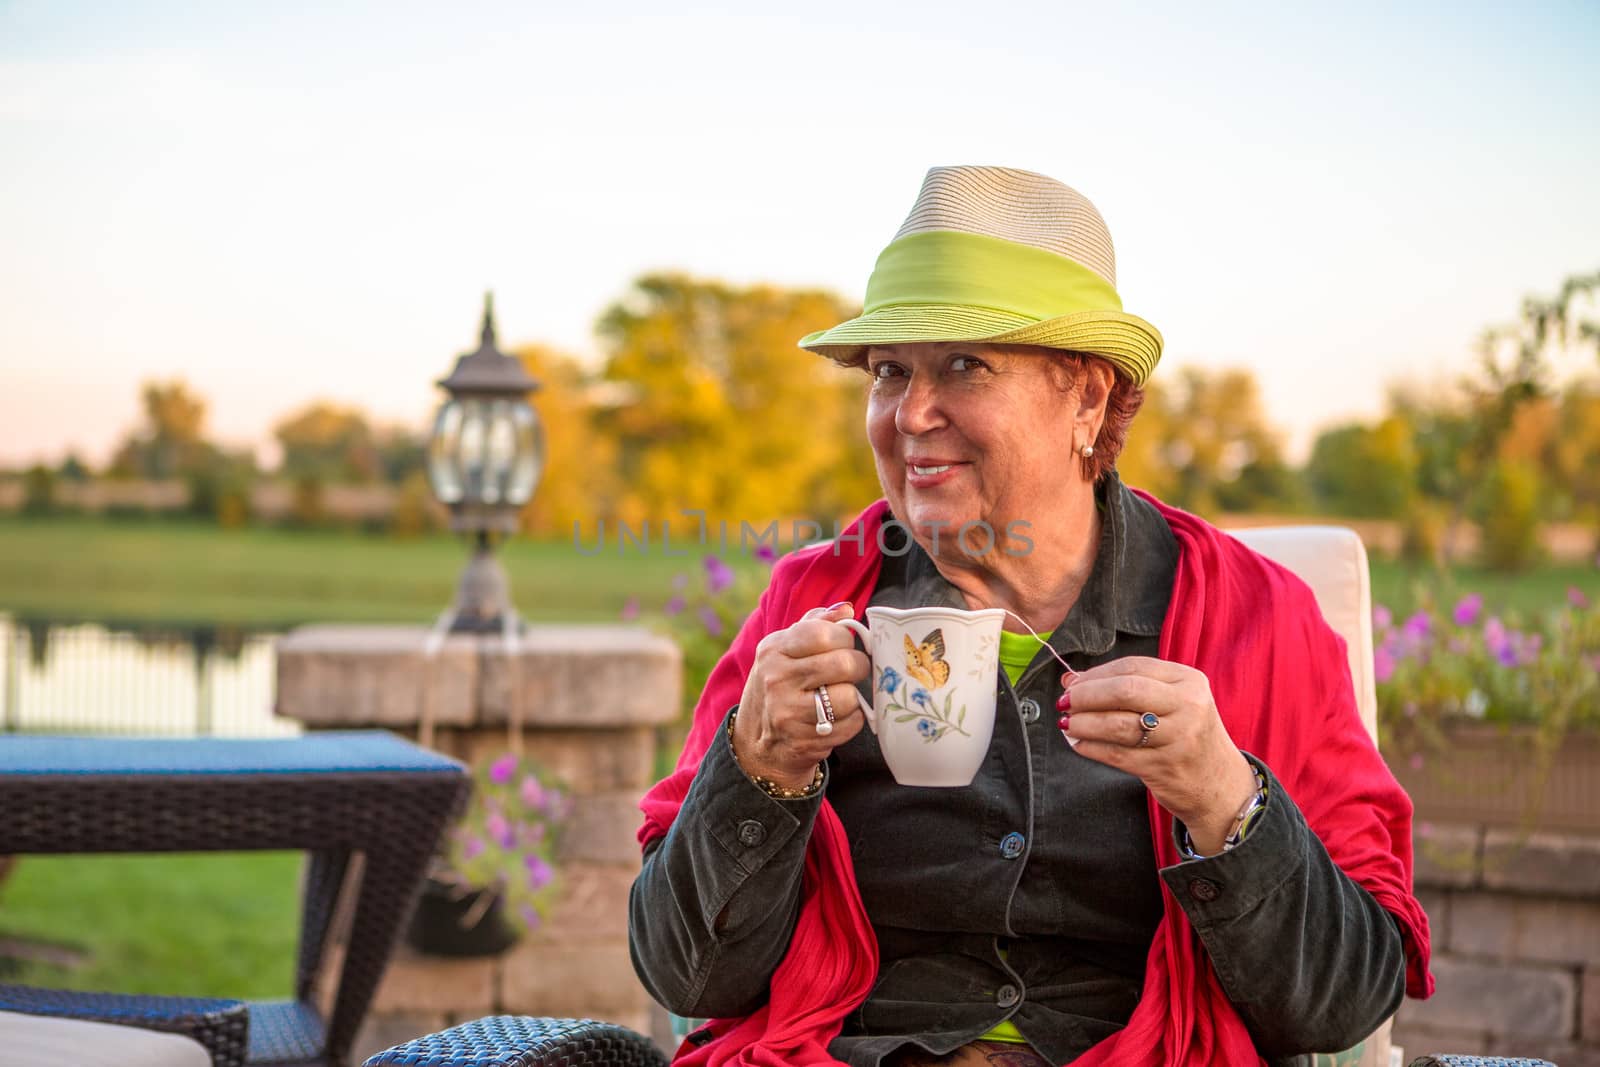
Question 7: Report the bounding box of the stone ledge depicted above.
[373,944,498,1015]
[499,941,652,1020]
[479,626,682,728]
[276,625,479,727]
[274,623,682,730]
[1482,830,1600,898]
[459,727,658,794]
[1450,892,1600,967]
[1396,954,1576,1039]
[1414,823,1482,890]
[1584,968,1600,1048]
[557,791,650,865]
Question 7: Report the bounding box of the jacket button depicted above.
[1188,878,1221,903]
[999,832,1025,860]
[1018,697,1041,724]
[996,983,1021,1008]
[737,820,767,847]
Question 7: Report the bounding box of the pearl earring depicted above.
[1080,444,1094,459]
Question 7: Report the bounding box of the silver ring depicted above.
[814,687,835,736]
[1138,729,1151,747]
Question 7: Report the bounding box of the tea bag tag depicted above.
[1000,609,1079,748]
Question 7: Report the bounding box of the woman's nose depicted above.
[894,377,945,435]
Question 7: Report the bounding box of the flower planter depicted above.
[405,876,520,958]
[1387,723,1600,831]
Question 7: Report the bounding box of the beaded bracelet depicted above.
[727,709,825,800]
[1180,764,1269,860]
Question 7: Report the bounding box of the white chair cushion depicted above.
[0,1009,211,1067]
[1226,525,1378,740]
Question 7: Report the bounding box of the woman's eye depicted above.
[870,362,904,379]
[950,355,987,372]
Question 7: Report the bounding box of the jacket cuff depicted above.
[686,707,824,918]
[1159,753,1304,925]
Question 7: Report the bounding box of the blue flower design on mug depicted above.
[916,718,938,738]
[877,666,901,696]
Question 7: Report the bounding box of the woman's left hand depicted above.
[1060,657,1259,855]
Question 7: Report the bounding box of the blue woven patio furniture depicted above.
[360,1015,1555,1067]
[0,730,470,1067]
[0,985,249,1066]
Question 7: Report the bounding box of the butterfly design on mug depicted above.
[903,629,951,690]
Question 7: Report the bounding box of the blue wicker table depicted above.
[0,731,469,1067]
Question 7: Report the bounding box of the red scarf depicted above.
[639,497,1433,1066]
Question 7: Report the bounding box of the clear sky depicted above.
[3,0,1597,467]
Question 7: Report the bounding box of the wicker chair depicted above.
[361,529,1549,1067]
[0,730,469,1066]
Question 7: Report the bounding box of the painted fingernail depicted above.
[829,601,851,611]
[1056,691,1072,711]
[1057,714,1071,730]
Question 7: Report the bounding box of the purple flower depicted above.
[620,596,640,622]
[1569,586,1591,610]
[520,774,545,809]
[754,543,778,565]
[1372,604,1393,631]
[486,812,515,849]
[672,573,689,591]
[524,853,554,890]
[520,904,542,930]
[489,754,517,785]
[1452,594,1483,627]
[704,554,735,594]
[1374,644,1396,684]
[1402,611,1431,642]
[698,604,723,637]
[458,833,485,861]
[664,594,686,617]
[1483,616,1509,660]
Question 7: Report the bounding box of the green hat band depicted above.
[864,230,1125,321]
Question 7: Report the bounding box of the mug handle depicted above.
[835,618,877,734]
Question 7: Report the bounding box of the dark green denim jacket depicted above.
[630,477,1406,1065]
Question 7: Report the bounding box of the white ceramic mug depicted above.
[838,605,1006,787]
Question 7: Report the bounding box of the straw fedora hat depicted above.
[800,166,1163,386]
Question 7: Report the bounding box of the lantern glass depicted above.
[427,394,544,511]
[427,399,465,504]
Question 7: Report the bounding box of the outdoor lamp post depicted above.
[426,293,544,633]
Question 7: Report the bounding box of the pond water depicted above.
[0,615,296,736]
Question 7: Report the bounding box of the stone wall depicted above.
[1395,824,1600,1067]
[274,623,681,1063]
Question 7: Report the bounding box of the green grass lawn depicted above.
[0,852,300,998]
[1369,558,1598,619]
[0,515,750,627]
[2,515,1592,628]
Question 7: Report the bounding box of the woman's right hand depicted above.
[733,601,870,789]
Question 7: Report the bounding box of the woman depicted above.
[631,166,1432,1067]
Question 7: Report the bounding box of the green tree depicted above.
[1305,417,1418,519]
[596,274,875,531]
[108,380,218,480]
[1134,367,1289,515]
[513,343,621,539]
[274,403,380,483]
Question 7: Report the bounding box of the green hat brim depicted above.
[800,304,1164,387]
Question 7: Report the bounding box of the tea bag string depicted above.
[1000,608,1076,676]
